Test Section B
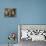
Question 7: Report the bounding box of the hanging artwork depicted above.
[4,8,16,17]
[18,25,46,41]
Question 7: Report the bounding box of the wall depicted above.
[20,0,46,24]
[0,0,46,44]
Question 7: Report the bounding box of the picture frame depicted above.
[4,8,16,17]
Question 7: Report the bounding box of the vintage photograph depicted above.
[4,8,16,17]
